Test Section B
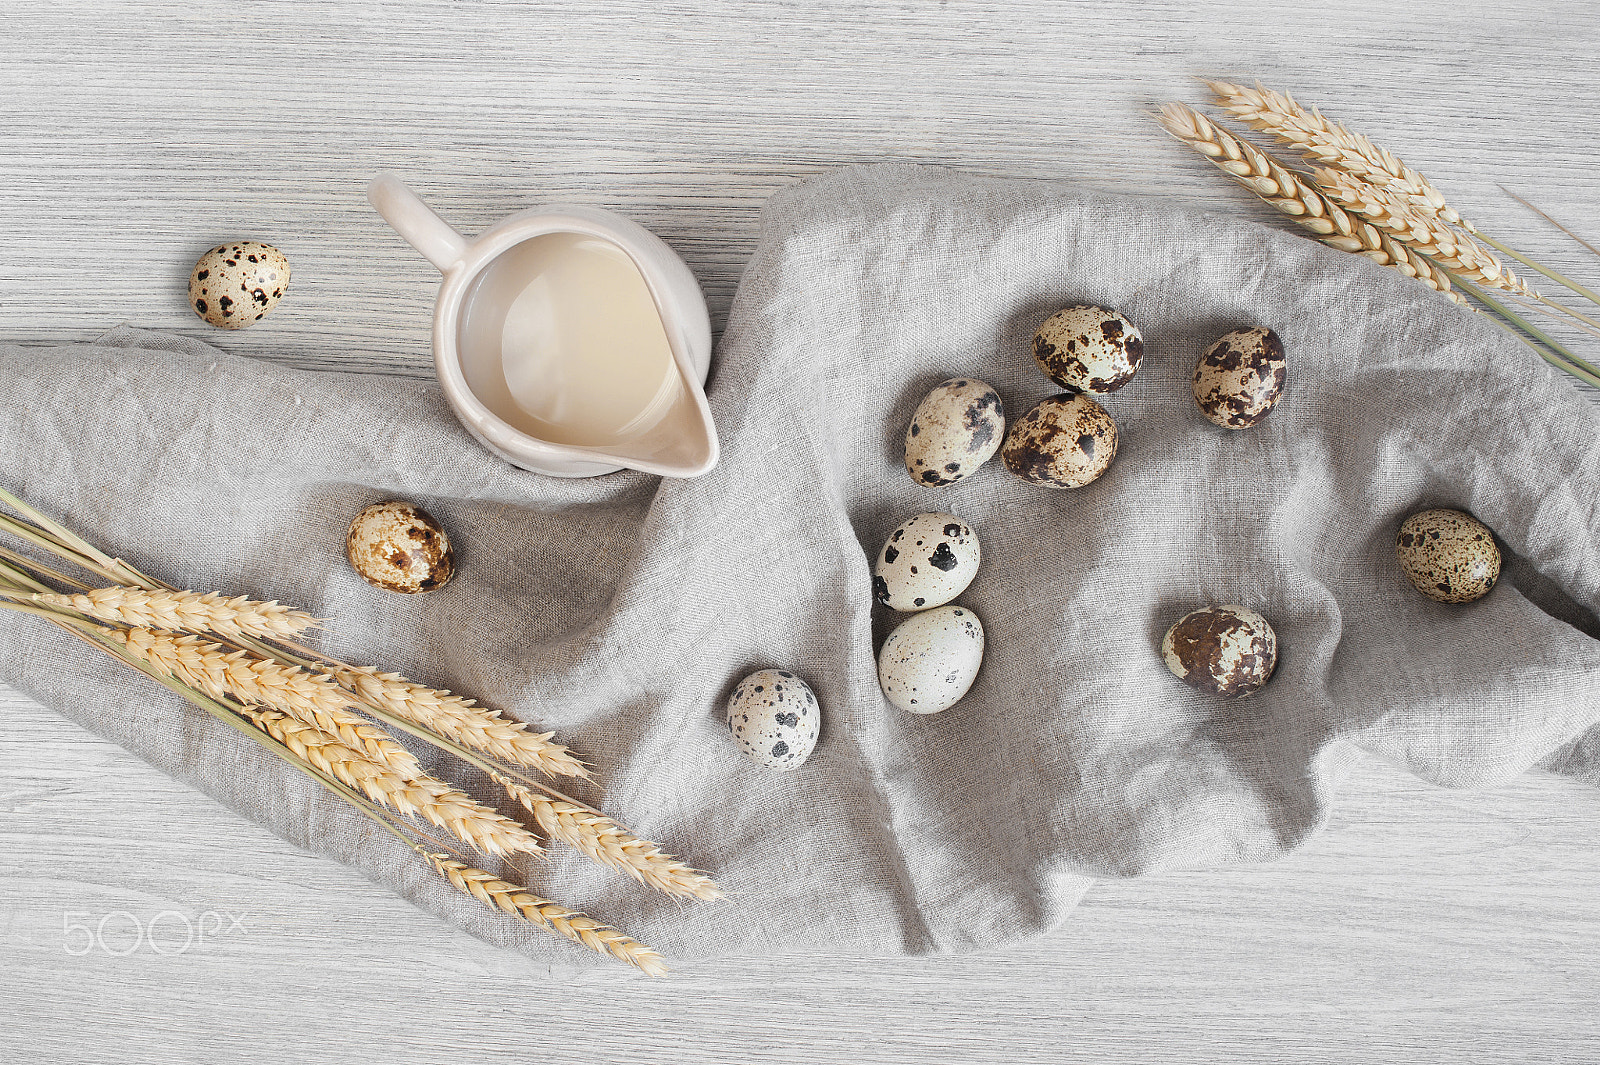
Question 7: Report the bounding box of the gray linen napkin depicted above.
[3,163,1598,972]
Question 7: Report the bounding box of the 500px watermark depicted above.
[61,910,249,956]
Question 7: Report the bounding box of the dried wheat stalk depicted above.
[424,852,667,976]
[498,774,723,902]
[35,587,316,641]
[1314,167,1534,296]
[1156,103,1464,304]
[1205,79,1475,233]
[332,664,589,780]
[115,628,421,778]
[244,707,542,857]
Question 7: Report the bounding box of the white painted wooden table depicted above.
[3,2,1599,1062]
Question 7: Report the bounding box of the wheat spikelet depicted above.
[1314,168,1534,296]
[36,587,316,640]
[115,628,420,778]
[332,665,589,780]
[497,774,722,902]
[424,852,667,975]
[1206,79,1475,232]
[1157,103,1465,304]
[244,708,542,858]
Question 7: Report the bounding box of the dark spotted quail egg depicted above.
[1161,605,1277,697]
[877,604,985,714]
[189,241,291,329]
[1032,305,1144,393]
[904,377,1005,487]
[726,669,821,770]
[1001,393,1118,489]
[1192,327,1286,429]
[873,512,980,612]
[1395,508,1500,603]
[347,500,455,594]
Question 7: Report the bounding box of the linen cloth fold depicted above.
[2,163,1598,971]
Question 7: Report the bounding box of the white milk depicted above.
[458,232,682,447]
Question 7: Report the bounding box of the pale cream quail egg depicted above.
[189,241,290,329]
[347,500,455,594]
[904,377,1005,487]
[726,669,821,770]
[873,512,980,612]
[1001,393,1118,488]
[877,604,985,714]
[1192,327,1286,429]
[1395,508,1500,603]
[1032,305,1144,393]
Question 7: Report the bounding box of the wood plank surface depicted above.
[3,2,1599,1062]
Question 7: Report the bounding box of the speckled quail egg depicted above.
[877,604,985,714]
[189,241,291,329]
[726,668,821,770]
[904,377,1006,487]
[1001,393,1118,489]
[1395,508,1500,603]
[1032,305,1144,393]
[1161,605,1278,697]
[873,512,980,612]
[347,500,455,594]
[1192,327,1286,429]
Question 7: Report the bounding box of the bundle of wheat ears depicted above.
[1160,80,1600,387]
[0,485,719,975]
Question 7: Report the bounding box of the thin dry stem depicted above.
[115,628,421,778]
[332,665,589,780]
[1206,79,1475,233]
[498,774,723,902]
[1156,103,1464,304]
[1314,168,1534,296]
[244,708,542,858]
[35,587,316,641]
[424,852,667,975]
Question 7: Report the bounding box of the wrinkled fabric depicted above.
[2,164,1598,971]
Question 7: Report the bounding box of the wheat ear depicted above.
[243,707,543,858]
[331,665,589,780]
[1205,79,1475,233]
[34,587,316,640]
[1314,168,1534,296]
[1157,103,1464,304]
[497,774,722,902]
[424,852,667,976]
[115,628,421,778]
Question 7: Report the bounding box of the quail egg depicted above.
[904,377,1005,487]
[1031,305,1144,393]
[877,604,985,714]
[726,668,821,770]
[873,512,980,612]
[1161,605,1277,697]
[347,500,455,594]
[1001,393,1118,488]
[1192,326,1286,429]
[1395,508,1500,603]
[189,241,291,329]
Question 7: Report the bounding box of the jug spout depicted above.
[580,367,719,478]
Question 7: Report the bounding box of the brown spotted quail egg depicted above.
[189,241,290,329]
[1395,508,1500,603]
[873,512,980,612]
[904,377,1005,487]
[726,668,821,770]
[1001,393,1118,489]
[347,500,455,594]
[877,604,985,714]
[1032,305,1144,393]
[1192,327,1286,429]
[1162,605,1277,697]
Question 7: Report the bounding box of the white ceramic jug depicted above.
[368,174,719,479]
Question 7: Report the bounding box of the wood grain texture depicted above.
[3,2,1600,1062]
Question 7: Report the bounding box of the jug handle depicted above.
[368,173,469,272]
